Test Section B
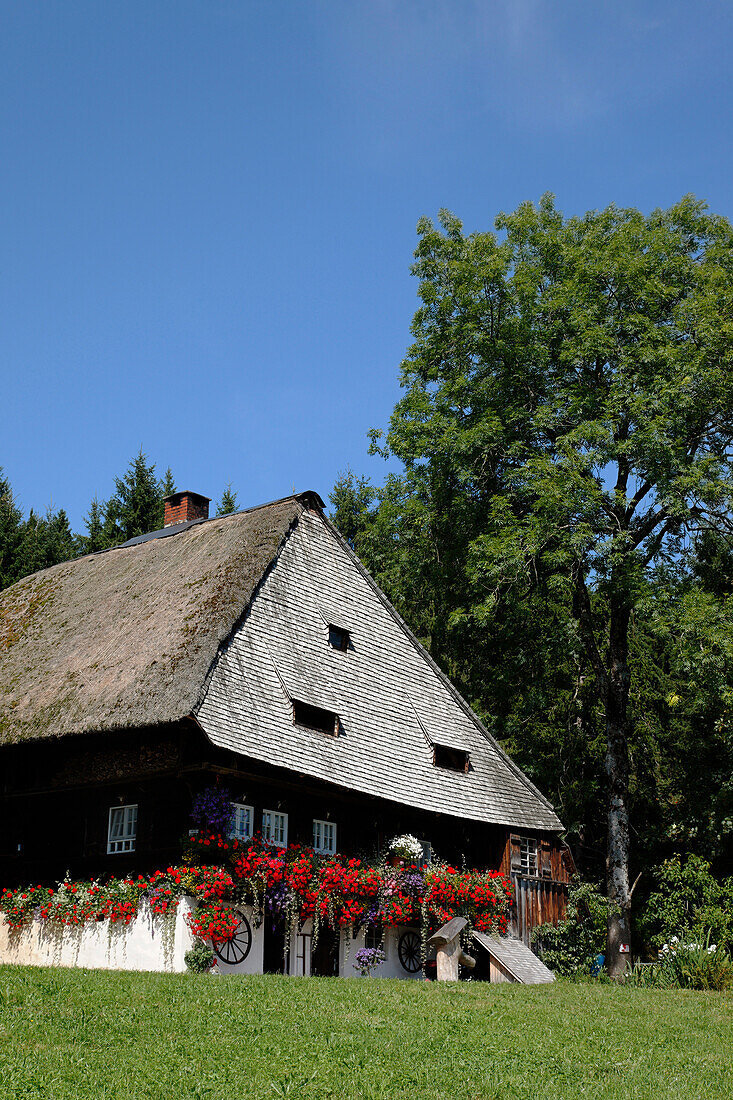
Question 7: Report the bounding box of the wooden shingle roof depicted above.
[0,491,562,831]
[195,509,562,831]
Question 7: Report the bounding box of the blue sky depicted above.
[2,0,732,528]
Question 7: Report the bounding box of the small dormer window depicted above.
[293,699,340,736]
[328,625,349,652]
[432,745,469,773]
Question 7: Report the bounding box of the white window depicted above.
[262,809,288,848]
[107,804,137,854]
[364,924,383,950]
[230,803,253,842]
[313,819,337,854]
[520,836,538,876]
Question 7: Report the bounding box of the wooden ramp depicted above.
[471,932,555,984]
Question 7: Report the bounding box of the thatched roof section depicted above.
[0,496,302,744]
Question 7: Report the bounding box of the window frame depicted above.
[364,924,383,951]
[107,803,138,855]
[262,809,288,848]
[312,818,337,855]
[230,802,254,843]
[520,836,538,877]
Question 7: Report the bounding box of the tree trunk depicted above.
[604,600,632,977]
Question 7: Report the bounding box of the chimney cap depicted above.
[163,490,211,506]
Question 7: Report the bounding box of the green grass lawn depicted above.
[0,967,731,1099]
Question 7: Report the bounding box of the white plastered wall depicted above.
[0,900,263,975]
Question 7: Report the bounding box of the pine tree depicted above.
[107,450,164,542]
[81,496,108,554]
[157,467,176,528]
[14,506,77,578]
[160,468,176,497]
[0,468,22,590]
[216,483,239,516]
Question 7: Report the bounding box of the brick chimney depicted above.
[163,491,210,528]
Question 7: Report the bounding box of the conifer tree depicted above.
[0,469,22,590]
[160,467,176,498]
[106,449,164,542]
[216,483,238,516]
[157,467,176,528]
[82,496,108,554]
[14,507,77,578]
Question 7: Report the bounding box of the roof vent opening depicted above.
[433,744,470,773]
[163,491,211,528]
[293,699,340,737]
[328,624,350,652]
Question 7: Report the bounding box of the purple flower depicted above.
[190,787,234,834]
[353,946,386,976]
[266,883,288,928]
[400,872,424,897]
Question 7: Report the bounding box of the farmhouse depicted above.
[0,490,571,976]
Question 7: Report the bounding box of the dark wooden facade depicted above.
[499,835,574,944]
[0,718,570,943]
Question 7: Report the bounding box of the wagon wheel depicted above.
[213,911,252,966]
[398,930,421,973]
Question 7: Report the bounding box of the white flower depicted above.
[388,834,424,861]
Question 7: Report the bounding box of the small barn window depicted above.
[313,819,337,854]
[263,810,288,848]
[107,804,137,854]
[293,699,340,736]
[432,744,469,773]
[328,625,349,652]
[520,837,538,876]
[230,803,253,842]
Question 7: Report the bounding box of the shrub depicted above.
[532,879,608,975]
[626,935,733,991]
[637,855,733,954]
[184,943,215,973]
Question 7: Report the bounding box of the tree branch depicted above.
[624,479,652,524]
[571,562,608,702]
[629,507,667,551]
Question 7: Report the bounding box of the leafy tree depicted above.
[329,469,377,550]
[216,483,239,516]
[638,855,733,953]
[370,196,733,973]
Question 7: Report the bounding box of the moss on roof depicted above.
[0,497,302,744]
